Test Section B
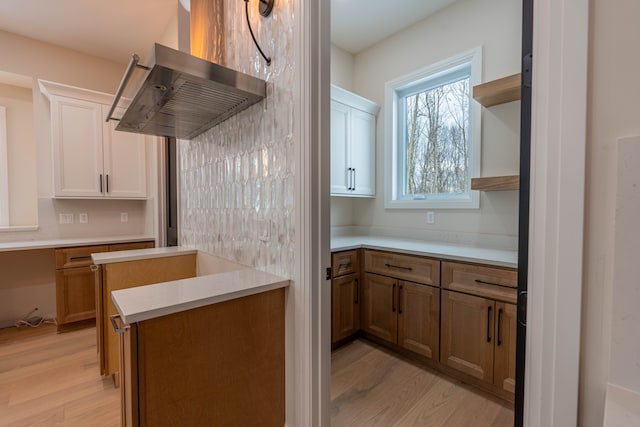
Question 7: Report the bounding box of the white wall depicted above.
[0,82,37,226]
[579,1,640,424]
[332,0,521,245]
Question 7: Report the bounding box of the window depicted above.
[384,48,482,209]
[0,106,8,226]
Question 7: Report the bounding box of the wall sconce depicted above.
[244,0,274,66]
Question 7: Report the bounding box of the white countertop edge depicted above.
[92,246,196,264]
[331,236,518,269]
[0,235,155,252]
[112,269,290,324]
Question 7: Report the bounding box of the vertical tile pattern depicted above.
[180,0,296,278]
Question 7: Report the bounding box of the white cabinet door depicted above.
[102,106,147,198]
[350,109,376,197]
[51,96,104,197]
[330,101,351,196]
[330,85,378,198]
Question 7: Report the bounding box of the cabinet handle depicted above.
[99,174,103,193]
[487,306,492,343]
[497,308,503,346]
[398,284,403,314]
[339,262,352,269]
[110,314,130,334]
[90,264,99,272]
[475,279,503,287]
[392,283,396,312]
[385,263,413,272]
[352,168,356,191]
[347,167,353,191]
[106,174,109,193]
[354,278,359,304]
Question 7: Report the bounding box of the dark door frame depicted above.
[515,0,533,425]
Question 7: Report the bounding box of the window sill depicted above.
[0,225,39,232]
[384,195,479,210]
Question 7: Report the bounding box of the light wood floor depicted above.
[0,324,119,427]
[1,326,513,426]
[331,339,514,426]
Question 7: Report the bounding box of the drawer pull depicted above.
[339,262,352,269]
[392,283,396,312]
[497,308,503,346]
[475,279,503,287]
[385,263,413,272]
[90,264,99,272]
[70,256,93,262]
[398,285,403,314]
[110,314,130,334]
[487,306,492,343]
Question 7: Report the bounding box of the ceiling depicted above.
[0,0,456,65]
[331,0,458,54]
[0,0,176,64]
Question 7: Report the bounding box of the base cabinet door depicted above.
[440,290,495,383]
[56,267,96,324]
[493,302,517,393]
[332,273,360,344]
[361,273,397,344]
[397,281,439,360]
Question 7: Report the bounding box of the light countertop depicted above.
[92,246,196,265]
[112,268,289,324]
[331,235,518,268]
[0,235,155,253]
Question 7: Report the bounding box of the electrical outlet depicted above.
[59,213,73,224]
[120,212,128,222]
[79,213,88,223]
[257,219,271,241]
[426,211,435,224]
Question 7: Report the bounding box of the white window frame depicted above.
[384,47,482,209]
[0,106,9,226]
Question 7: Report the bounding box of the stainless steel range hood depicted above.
[106,43,266,140]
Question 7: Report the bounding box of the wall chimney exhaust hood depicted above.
[105,43,267,140]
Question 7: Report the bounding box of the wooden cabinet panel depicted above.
[397,282,439,360]
[494,302,517,393]
[332,273,360,344]
[361,273,397,344]
[55,267,96,324]
[364,250,440,286]
[440,290,494,383]
[332,250,358,277]
[442,261,517,303]
[121,288,285,426]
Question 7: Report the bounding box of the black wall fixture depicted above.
[244,0,274,65]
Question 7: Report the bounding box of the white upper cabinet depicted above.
[40,80,147,199]
[330,85,379,197]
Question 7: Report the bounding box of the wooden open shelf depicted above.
[471,175,519,191]
[473,74,521,107]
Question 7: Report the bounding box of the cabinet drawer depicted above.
[55,245,109,269]
[441,261,517,304]
[332,250,359,277]
[108,241,155,252]
[364,250,440,286]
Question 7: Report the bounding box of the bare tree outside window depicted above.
[403,77,470,196]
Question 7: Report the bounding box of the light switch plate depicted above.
[426,211,435,224]
[79,213,88,223]
[120,212,128,222]
[59,213,73,224]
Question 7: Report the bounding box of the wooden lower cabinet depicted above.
[440,290,517,393]
[119,288,285,427]
[362,273,439,361]
[332,272,360,344]
[55,266,97,324]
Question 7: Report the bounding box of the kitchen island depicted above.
[110,264,289,427]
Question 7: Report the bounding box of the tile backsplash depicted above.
[180,0,295,278]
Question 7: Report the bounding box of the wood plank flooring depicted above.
[331,339,514,426]
[1,326,513,426]
[0,324,119,427]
